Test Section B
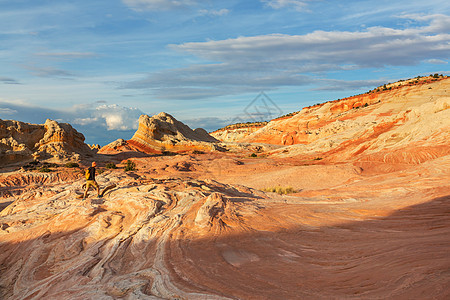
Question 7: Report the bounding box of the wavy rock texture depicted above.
[0,119,93,166]
[0,152,449,299]
[210,126,263,143]
[214,78,450,169]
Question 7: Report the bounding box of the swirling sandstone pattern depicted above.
[214,78,450,167]
[0,153,449,299]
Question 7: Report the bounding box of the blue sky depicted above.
[1,0,449,145]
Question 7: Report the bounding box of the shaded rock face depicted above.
[100,112,219,154]
[0,119,92,166]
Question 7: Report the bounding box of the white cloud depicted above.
[122,0,197,11]
[122,14,450,99]
[72,104,143,131]
[261,0,310,11]
[35,52,97,60]
[427,59,448,64]
[72,117,99,126]
[199,8,230,16]
[0,108,18,115]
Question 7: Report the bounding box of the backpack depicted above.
[85,169,90,180]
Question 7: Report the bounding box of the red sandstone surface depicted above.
[0,77,449,299]
[215,78,449,162]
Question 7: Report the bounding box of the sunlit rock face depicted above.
[100,112,219,154]
[0,119,93,166]
[210,125,264,143]
[218,78,450,167]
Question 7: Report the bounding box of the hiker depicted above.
[83,161,101,199]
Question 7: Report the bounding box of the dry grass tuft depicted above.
[262,186,297,195]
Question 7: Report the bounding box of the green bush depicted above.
[124,160,136,172]
[65,162,79,168]
[250,153,258,158]
[105,162,117,169]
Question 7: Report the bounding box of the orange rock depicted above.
[0,118,93,166]
[100,112,219,154]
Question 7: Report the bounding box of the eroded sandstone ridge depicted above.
[213,77,450,170]
[100,112,220,154]
[0,119,93,166]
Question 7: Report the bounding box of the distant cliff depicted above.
[0,119,93,166]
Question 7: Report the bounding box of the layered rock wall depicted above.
[241,77,450,165]
[0,119,92,166]
[100,112,220,154]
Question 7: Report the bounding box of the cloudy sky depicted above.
[1,0,449,145]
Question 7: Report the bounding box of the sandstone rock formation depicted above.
[229,77,450,170]
[100,112,220,154]
[1,76,449,299]
[0,119,93,166]
[0,151,449,299]
[210,122,266,143]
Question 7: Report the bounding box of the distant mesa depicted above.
[100,112,220,154]
[0,118,93,166]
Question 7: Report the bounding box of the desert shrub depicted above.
[250,153,258,158]
[105,162,117,169]
[124,160,136,172]
[39,167,52,173]
[161,150,177,156]
[42,162,59,168]
[263,186,297,195]
[65,162,79,168]
[313,157,323,160]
